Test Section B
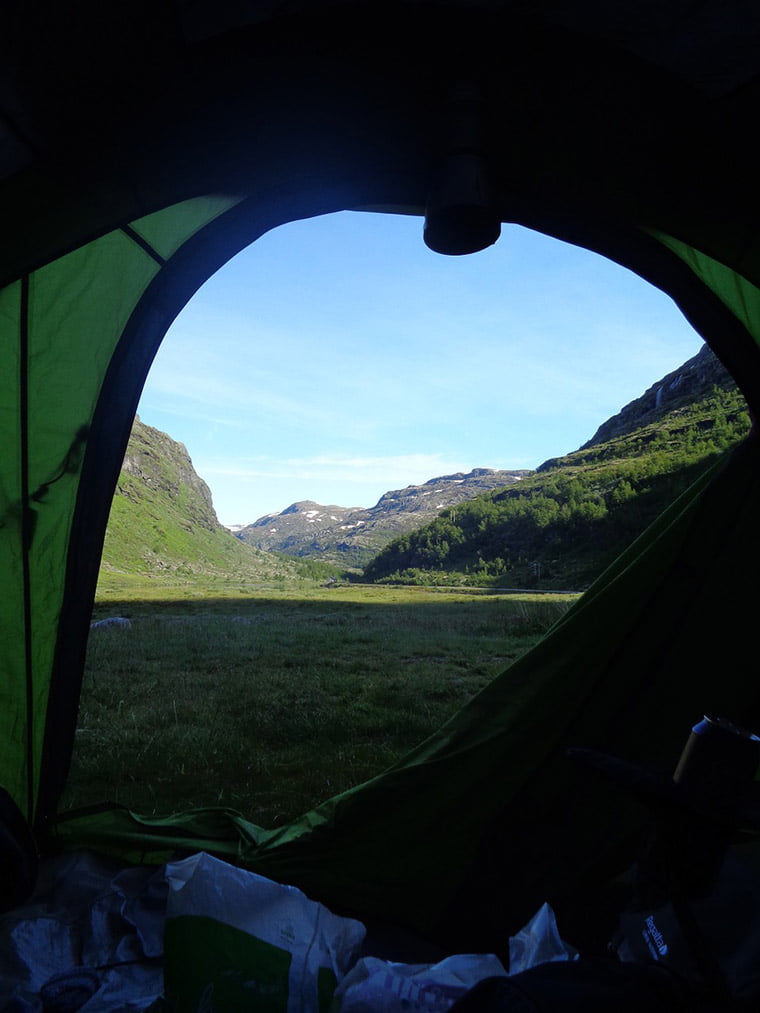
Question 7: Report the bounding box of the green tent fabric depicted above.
[2,0,760,948]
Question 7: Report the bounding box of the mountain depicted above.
[362,344,751,590]
[100,344,749,591]
[99,416,300,588]
[235,468,531,568]
[580,342,738,448]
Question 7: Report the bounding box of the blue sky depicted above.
[137,210,704,527]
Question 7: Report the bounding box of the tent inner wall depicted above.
[4,169,760,842]
[11,196,760,830]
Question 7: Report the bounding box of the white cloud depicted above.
[201,452,475,486]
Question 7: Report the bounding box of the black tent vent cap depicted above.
[423,81,501,255]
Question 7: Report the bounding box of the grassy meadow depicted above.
[62,580,577,828]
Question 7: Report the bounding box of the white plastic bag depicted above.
[508,902,578,974]
[330,901,576,1013]
[330,952,508,1013]
[163,852,366,1013]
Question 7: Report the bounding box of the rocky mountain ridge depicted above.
[581,342,736,449]
[119,417,219,532]
[235,468,531,567]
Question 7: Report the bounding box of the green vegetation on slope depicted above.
[362,385,751,590]
[99,417,300,591]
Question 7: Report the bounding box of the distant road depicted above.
[369,583,583,596]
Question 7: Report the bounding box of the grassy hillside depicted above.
[98,417,301,592]
[362,381,751,590]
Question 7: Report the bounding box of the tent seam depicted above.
[120,225,167,266]
[19,274,34,824]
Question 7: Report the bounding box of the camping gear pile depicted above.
[3,1,760,1009]
[0,849,574,1011]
